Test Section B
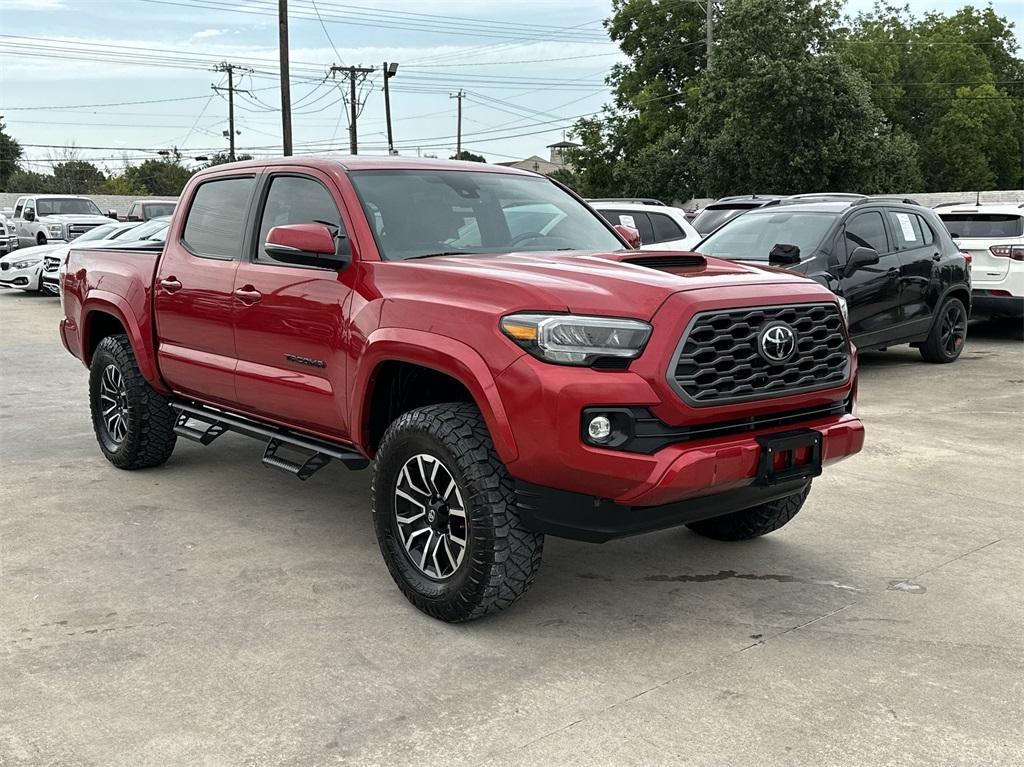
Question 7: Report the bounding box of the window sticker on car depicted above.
[895,213,917,242]
[618,215,636,229]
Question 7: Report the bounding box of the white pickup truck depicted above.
[11,195,114,247]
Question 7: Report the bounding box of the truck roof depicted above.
[193,155,542,178]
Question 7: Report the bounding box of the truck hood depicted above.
[39,214,110,224]
[377,250,816,318]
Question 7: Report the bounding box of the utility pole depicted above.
[705,0,714,71]
[329,65,374,154]
[383,61,399,155]
[212,62,252,161]
[450,90,464,158]
[279,0,292,155]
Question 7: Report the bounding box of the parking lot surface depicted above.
[1,291,1022,767]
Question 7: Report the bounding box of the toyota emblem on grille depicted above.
[758,322,797,363]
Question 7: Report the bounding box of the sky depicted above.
[1,0,1021,173]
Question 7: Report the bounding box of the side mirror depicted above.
[844,246,879,275]
[24,210,35,222]
[614,224,641,249]
[265,223,350,269]
[109,210,120,220]
[769,243,801,265]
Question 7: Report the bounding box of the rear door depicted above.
[939,211,1023,288]
[230,168,355,439]
[886,209,937,326]
[154,173,258,404]
[839,210,902,341]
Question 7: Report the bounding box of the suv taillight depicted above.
[960,250,972,265]
[989,245,1024,261]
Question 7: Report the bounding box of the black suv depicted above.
[691,195,786,235]
[696,199,971,363]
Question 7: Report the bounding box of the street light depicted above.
[383,61,399,155]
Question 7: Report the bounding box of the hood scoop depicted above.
[623,253,706,271]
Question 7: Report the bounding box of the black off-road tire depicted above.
[372,403,544,622]
[36,234,47,246]
[89,334,177,469]
[686,484,811,541]
[919,296,968,363]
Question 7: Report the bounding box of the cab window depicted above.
[256,175,344,264]
[181,177,256,259]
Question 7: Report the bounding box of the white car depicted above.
[588,200,702,251]
[936,203,1024,319]
[0,220,141,293]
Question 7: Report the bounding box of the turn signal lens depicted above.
[499,319,538,342]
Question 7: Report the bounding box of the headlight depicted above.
[501,313,652,366]
[12,258,41,269]
[837,296,849,326]
[46,223,65,237]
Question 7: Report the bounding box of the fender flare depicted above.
[927,281,972,332]
[81,291,169,394]
[351,328,519,463]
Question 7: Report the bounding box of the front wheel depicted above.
[919,297,967,363]
[89,334,177,469]
[686,484,811,541]
[36,234,46,246]
[372,403,544,622]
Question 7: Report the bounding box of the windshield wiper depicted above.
[403,250,476,261]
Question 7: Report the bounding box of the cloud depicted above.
[0,0,65,8]
[190,28,225,41]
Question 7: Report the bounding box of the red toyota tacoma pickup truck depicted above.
[59,157,865,622]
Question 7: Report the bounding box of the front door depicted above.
[840,210,902,343]
[153,174,258,404]
[231,170,355,440]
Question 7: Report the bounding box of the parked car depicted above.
[936,203,1023,319]
[10,195,112,247]
[59,157,864,622]
[589,200,701,251]
[42,218,168,294]
[2,221,142,293]
[0,214,19,256]
[126,199,178,222]
[691,195,786,235]
[696,199,971,362]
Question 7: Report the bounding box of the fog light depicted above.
[587,415,612,443]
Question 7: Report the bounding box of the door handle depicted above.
[159,277,182,293]
[233,286,262,304]
[932,252,942,261]
[887,267,900,278]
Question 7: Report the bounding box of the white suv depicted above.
[589,199,701,251]
[937,203,1024,319]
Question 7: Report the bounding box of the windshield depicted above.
[126,217,171,240]
[697,210,838,261]
[939,213,1023,239]
[73,223,120,242]
[348,169,623,261]
[144,202,177,219]
[35,197,103,216]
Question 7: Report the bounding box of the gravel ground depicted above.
[1,290,1022,767]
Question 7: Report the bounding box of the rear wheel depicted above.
[89,334,177,469]
[372,403,543,622]
[686,484,811,541]
[919,297,967,363]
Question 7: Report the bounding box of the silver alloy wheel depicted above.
[394,453,468,579]
[99,363,129,444]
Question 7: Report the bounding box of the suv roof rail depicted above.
[933,201,978,209]
[588,197,666,206]
[714,194,783,202]
[853,197,922,206]
[787,192,868,201]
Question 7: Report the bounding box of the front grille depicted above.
[67,224,100,240]
[43,256,61,273]
[670,303,850,406]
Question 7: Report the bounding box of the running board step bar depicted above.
[171,401,369,478]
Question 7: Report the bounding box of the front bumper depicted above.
[41,271,60,295]
[0,262,42,291]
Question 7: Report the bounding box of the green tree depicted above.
[685,0,922,196]
[51,160,106,193]
[122,158,193,196]
[201,152,254,168]
[5,169,57,194]
[0,120,23,191]
[99,172,148,195]
[450,150,486,163]
[546,166,579,190]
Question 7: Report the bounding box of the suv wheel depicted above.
[36,234,47,246]
[919,297,967,363]
[89,334,177,469]
[372,403,544,622]
[686,484,810,541]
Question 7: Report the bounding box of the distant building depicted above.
[496,140,579,175]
